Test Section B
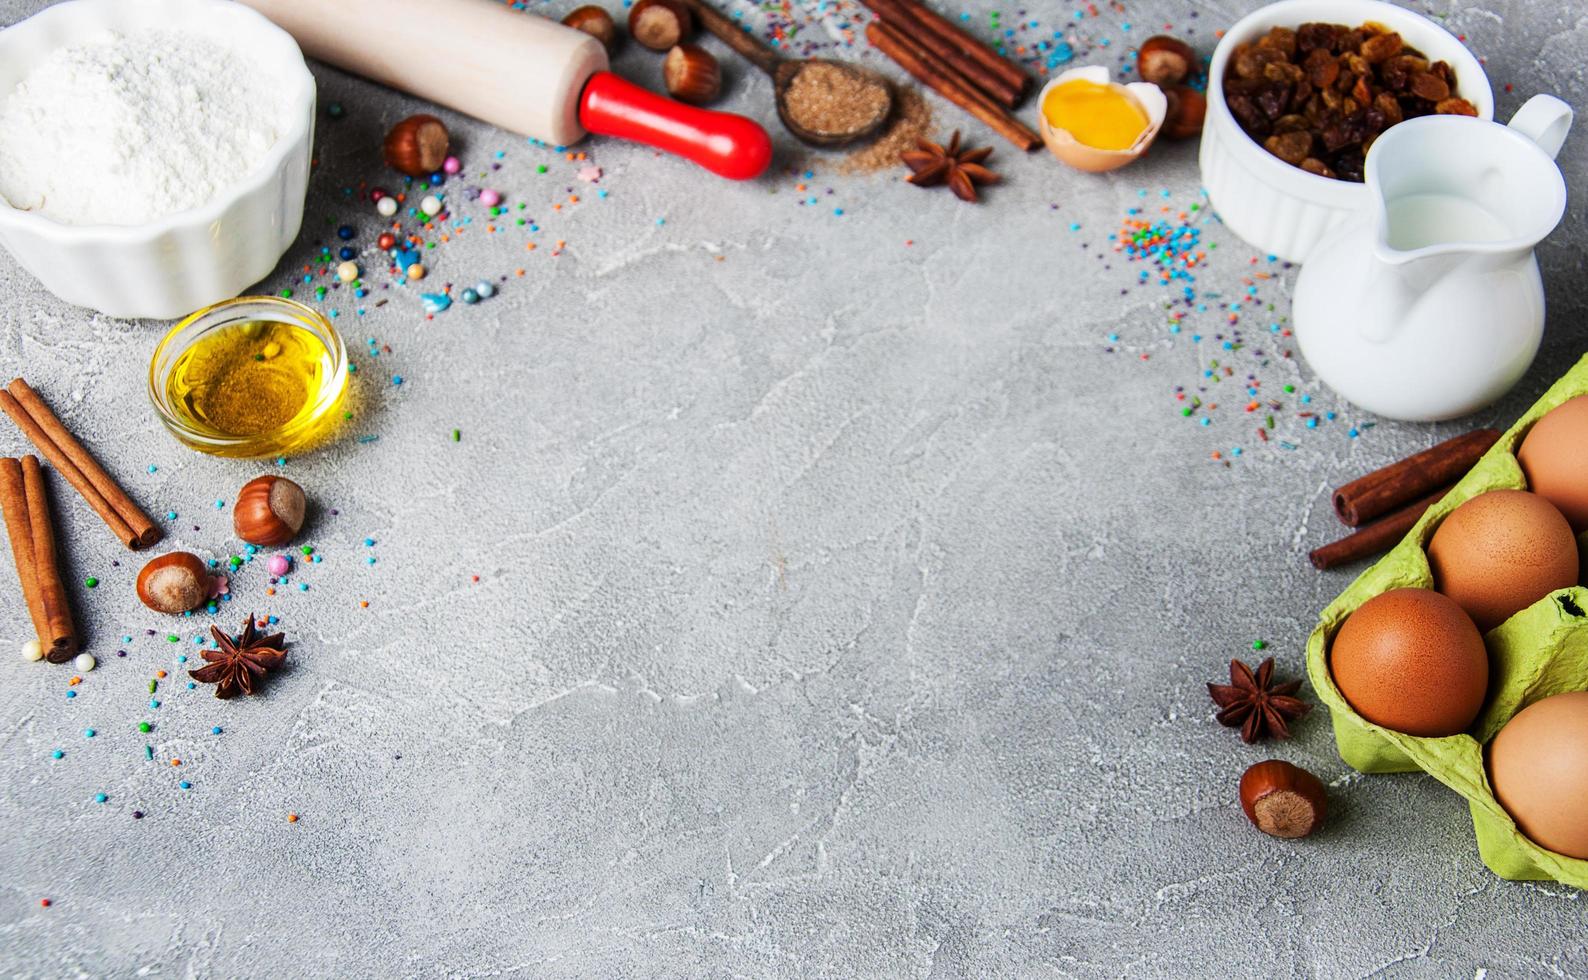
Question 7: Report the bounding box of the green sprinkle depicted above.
[536,164,547,174]
[148,680,157,693]
[84,577,98,588]
[138,722,151,733]
[451,429,461,442]
[279,288,294,298]
[1252,640,1267,651]
[167,634,179,643]
[1283,384,1296,393]
[301,546,314,556]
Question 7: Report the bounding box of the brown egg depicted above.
[1329,588,1488,737]
[1426,490,1579,632]
[1518,395,1588,534]
[1489,690,1588,859]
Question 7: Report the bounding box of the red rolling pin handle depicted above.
[578,72,773,181]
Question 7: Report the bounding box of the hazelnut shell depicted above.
[136,552,210,615]
[383,114,450,177]
[234,475,307,547]
[1161,85,1206,140]
[663,44,721,105]
[628,0,692,52]
[562,5,619,53]
[1137,35,1195,87]
[1239,760,1327,839]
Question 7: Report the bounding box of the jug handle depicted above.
[1508,94,1573,159]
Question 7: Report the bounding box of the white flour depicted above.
[0,28,286,226]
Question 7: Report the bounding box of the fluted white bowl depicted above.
[1199,0,1493,263]
[0,0,314,320]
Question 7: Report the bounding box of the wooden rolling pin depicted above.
[239,0,772,180]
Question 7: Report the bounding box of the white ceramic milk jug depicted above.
[1293,95,1572,422]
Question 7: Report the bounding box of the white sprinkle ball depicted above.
[74,652,96,672]
[376,196,398,217]
[22,639,43,662]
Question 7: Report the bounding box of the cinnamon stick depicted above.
[870,0,1031,102]
[1333,429,1500,526]
[0,378,159,549]
[20,455,75,659]
[1311,486,1451,570]
[864,0,1022,107]
[866,20,1040,151]
[0,457,48,650]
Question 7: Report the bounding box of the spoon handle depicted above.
[678,0,782,77]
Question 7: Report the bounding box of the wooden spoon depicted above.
[678,0,894,147]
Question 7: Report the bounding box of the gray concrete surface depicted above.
[1,0,1586,976]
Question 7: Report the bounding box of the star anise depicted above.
[189,614,287,699]
[901,131,999,202]
[1208,657,1310,743]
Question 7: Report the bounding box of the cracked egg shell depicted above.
[1037,66,1167,173]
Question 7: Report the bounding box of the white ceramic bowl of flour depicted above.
[0,0,314,320]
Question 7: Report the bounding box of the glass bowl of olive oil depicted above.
[149,296,349,458]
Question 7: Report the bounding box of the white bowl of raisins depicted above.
[1199,0,1493,262]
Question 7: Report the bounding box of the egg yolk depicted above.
[1042,79,1149,151]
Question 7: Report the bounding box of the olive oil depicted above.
[164,319,336,440]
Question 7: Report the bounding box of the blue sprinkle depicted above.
[95,793,108,803]
[84,728,95,738]
[419,292,451,314]
[213,726,223,735]
[337,225,355,240]
[65,690,76,699]
[52,749,63,759]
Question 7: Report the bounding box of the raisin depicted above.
[1256,84,1291,120]
[1435,97,1479,116]
[1265,130,1314,164]
[1235,45,1281,80]
[1223,18,1466,181]
[1334,152,1366,182]
[1360,32,1403,63]
[1409,72,1450,102]
[1300,157,1336,178]
[1227,93,1268,132]
[1304,47,1340,88]
[1259,27,1298,57]
[1297,22,1341,54]
[1373,92,1404,125]
[1263,60,1305,85]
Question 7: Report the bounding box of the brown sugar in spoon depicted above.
[679,0,893,147]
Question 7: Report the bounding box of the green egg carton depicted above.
[1305,353,1588,887]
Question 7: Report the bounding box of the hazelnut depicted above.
[628,0,692,52]
[663,44,721,105]
[1137,35,1196,87]
[383,114,450,177]
[234,475,306,546]
[562,5,619,53]
[1161,85,1206,140]
[136,552,210,615]
[1239,760,1327,839]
